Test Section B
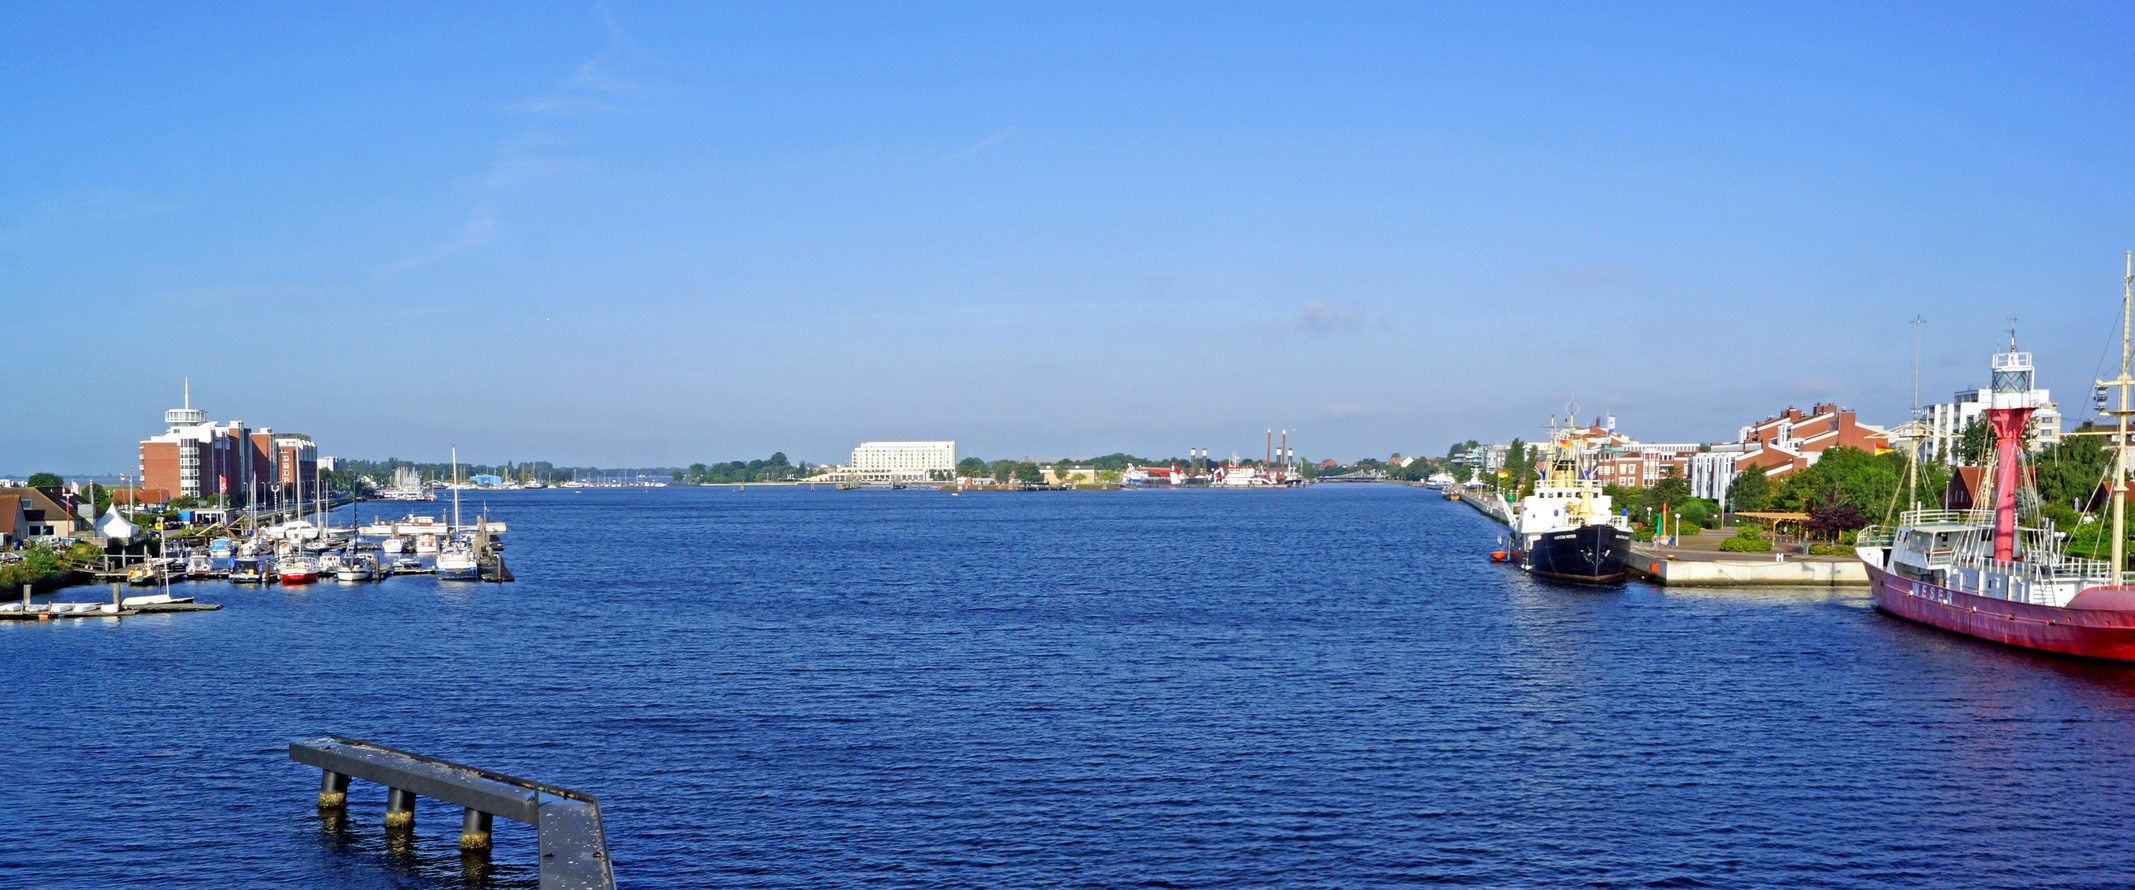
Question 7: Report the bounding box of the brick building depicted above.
[1690,404,1890,501]
[137,386,314,507]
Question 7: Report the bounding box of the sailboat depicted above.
[434,447,482,581]
[1856,256,2135,659]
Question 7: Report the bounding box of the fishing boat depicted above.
[335,553,377,581]
[278,555,320,585]
[229,555,268,583]
[1857,259,2135,660]
[185,552,214,579]
[126,565,158,586]
[1504,412,1632,583]
[381,536,407,555]
[414,533,439,554]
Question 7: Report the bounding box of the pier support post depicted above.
[385,788,416,830]
[317,770,351,808]
[459,808,494,850]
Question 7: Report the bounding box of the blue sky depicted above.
[8,2,2135,471]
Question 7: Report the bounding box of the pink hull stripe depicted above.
[1867,563,2135,661]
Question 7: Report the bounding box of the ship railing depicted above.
[1899,509,1993,526]
[1964,554,2114,584]
[1855,526,1896,547]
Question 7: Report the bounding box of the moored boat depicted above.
[335,554,377,581]
[1856,259,2135,660]
[434,543,481,580]
[1504,413,1632,584]
[229,556,268,583]
[278,556,319,585]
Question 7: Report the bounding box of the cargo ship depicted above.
[1855,257,2135,660]
[1506,414,1632,583]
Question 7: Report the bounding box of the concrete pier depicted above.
[460,807,494,850]
[317,770,350,808]
[1628,547,1866,586]
[290,735,614,889]
[384,788,416,830]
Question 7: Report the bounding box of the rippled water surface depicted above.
[8,484,2135,889]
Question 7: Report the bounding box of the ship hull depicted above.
[1522,524,1630,584]
[1866,562,2135,661]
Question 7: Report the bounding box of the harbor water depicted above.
[7,484,2135,888]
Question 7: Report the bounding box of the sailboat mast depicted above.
[2114,252,2133,584]
[452,446,462,529]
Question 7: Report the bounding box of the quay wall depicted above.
[1460,491,1513,526]
[1628,546,1867,586]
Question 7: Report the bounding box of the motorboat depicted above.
[229,556,268,583]
[336,554,377,581]
[278,556,319,585]
[435,542,481,581]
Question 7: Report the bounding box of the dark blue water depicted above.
[8,484,2135,889]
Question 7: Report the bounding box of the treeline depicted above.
[676,453,813,484]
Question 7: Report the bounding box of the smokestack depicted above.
[1266,429,1273,467]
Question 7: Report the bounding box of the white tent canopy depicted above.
[96,508,138,542]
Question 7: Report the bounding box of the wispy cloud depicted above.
[512,0,634,116]
[1281,301,1380,336]
[387,3,629,277]
[379,205,497,277]
[939,127,1018,162]
[1322,402,1374,420]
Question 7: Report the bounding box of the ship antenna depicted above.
[2111,254,2135,584]
[1910,315,1926,509]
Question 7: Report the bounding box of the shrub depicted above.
[1809,544,1853,556]
[1719,537,1773,553]
[1734,525,1763,540]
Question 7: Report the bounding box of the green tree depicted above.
[956,457,989,479]
[1502,439,1530,496]
[1014,461,1043,484]
[991,460,1018,483]
[1957,417,1991,466]
[1726,464,1770,511]
[24,472,62,488]
[1641,467,1692,514]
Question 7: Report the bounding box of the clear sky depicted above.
[8,2,2135,472]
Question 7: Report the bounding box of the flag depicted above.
[219,475,228,494]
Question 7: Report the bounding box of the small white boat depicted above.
[435,543,481,581]
[382,537,407,554]
[414,534,439,554]
[336,554,377,581]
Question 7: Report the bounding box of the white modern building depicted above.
[1918,345,2062,464]
[836,441,957,483]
